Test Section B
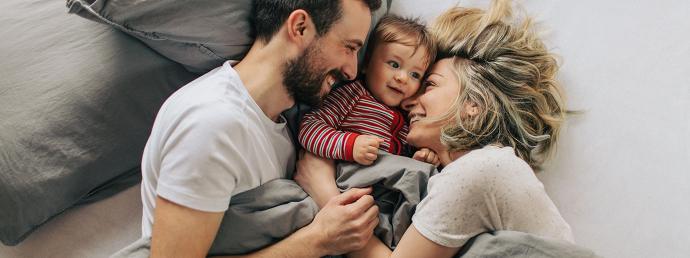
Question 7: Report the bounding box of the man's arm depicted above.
[153,187,378,258]
[150,196,224,258]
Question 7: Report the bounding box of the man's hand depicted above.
[412,148,441,166]
[306,187,379,255]
[353,135,384,165]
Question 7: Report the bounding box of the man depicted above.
[136,1,382,257]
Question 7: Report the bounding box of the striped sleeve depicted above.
[298,82,365,161]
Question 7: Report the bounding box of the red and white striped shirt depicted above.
[299,80,409,161]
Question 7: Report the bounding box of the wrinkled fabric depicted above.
[455,231,601,258]
[112,152,437,257]
[0,0,196,246]
[65,0,392,73]
[112,153,599,258]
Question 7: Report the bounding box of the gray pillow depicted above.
[66,0,391,73]
[66,0,253,73]
[0,0,197,245]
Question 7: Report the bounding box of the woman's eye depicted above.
[387,61,400,69]
[423,80,435,91]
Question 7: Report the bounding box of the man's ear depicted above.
[286,9,316,47]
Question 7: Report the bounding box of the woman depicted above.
[295,0,574,257]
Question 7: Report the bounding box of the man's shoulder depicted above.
[154,92,250,147]
[161,66,249,128]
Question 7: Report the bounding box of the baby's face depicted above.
[364,42,429,107]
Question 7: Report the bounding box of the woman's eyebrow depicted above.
[428,72,444,78]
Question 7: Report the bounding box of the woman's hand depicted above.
[412,148,441,166]
[294,150,341,208]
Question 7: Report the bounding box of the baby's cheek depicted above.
[406,82,422,98]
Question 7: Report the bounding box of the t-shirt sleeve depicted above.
[156,104,246,213]
[412,147,575,248]
[411,161,497,248]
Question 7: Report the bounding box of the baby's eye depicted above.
[410,72,421,80]
[387,61,400,69]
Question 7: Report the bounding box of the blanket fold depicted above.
[208,152,437,255]
[112,153,598,258]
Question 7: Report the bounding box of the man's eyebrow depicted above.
[344,39,364,48]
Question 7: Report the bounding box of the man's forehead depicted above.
[329,1,372,41]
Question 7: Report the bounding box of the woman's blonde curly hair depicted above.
[431,0,567,170]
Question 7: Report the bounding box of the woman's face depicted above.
[404,58,461,150]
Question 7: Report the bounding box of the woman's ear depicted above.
[464,101,480,117]
[286,10,316,47]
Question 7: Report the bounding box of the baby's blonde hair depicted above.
[365,14,437,69]
[431,0,567,170]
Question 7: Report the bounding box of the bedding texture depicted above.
[112,152,437,257]
[111,153,598,258]
[0,0,197,246]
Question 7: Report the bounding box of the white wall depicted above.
[391,1,690,257]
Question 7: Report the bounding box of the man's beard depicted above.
[282,43,346,107]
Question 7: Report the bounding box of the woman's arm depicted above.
[347,225,459,258]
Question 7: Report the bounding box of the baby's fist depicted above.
[353,135,383,165]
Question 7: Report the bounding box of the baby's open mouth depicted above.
[387,85,404,95]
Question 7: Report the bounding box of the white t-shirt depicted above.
[412,146,574,248]
[139,61,296,238]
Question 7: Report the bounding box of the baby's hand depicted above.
[353,135,384,165]
[413,148,441,166]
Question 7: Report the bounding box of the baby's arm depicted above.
[299,83,377,164]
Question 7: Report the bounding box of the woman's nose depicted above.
[401,95,419,112]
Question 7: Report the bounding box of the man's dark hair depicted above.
[253,0,382,43]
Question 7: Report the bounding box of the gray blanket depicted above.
[112,152,435,257]
[112,153,598,257]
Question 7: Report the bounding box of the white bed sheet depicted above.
[392,1,690,257]
[0,185,141,258]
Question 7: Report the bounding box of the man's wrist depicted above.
[298,223,329,257]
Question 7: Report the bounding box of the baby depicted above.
[299,14,439,166]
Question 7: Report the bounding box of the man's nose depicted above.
[342,53,358,80]
[401,94,419,112]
